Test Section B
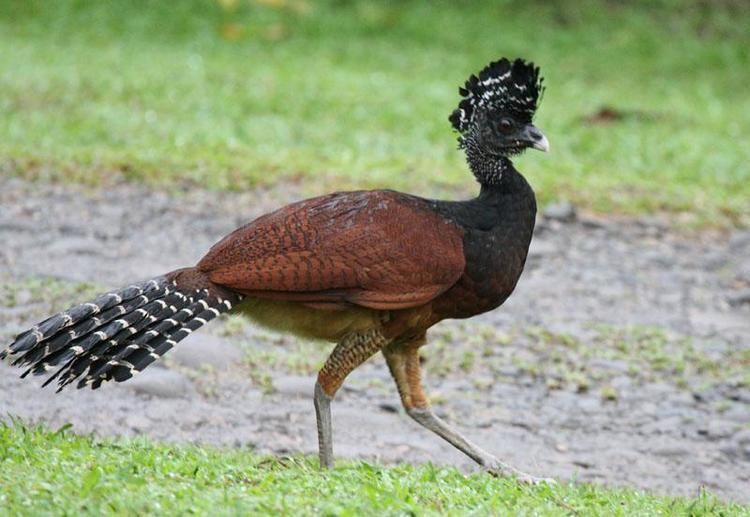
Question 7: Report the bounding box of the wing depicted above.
[197,190,465,310]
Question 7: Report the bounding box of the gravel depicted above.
[0,176,748,503]
[542,200,577,222]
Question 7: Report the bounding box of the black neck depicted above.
[461,134,512,186]
[431,154,535,234]
[473,156,532,211]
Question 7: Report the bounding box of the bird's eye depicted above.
[498,118,513,133]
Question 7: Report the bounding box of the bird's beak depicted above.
[519,124,550,153]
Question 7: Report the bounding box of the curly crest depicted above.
[449,58,544,133]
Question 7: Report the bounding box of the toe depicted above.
[521,474,557,486]
[484,462,555,485]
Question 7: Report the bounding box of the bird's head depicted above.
[450,58,548,160]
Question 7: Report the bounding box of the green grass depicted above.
[419,321,750,403]
[1,423,746,515]
[3,276,746,398]
[1,0,748,226]
[0,276,102,312]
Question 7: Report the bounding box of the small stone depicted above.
[14,289,32,305]
[727,288,750,307]
[699,467,731,488]
[578,396,600,413]
[543,200,576,222]
[719,443,740,458]
[734,428,750,446]
[578,215,608,229]
[637,401,659,417]
[126,367,195,399]
[714,402,750,422]
[124,413,151,432]
[729,230,750,253]
[635,216,668,234]
[57,224,88,237]
[701,251,727,271]
[610,375,633,390]
[641,249,674,268]
[653,444,691,458]
[527,239,556,259]
[378,402,399,413]
[0,221,36,232]
[169,333,243,370]
[273,375,314,399]
[589,359,629,373]
[493,365,521,378]
[572,456,598,469]
[735,261,750,284]
[697,419,739,440]
[46,236,101,255]
[638,415,685,435]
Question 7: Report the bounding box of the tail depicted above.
[0,268,242,391]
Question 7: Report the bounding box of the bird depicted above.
[1,57,550,483]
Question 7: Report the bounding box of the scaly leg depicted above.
[314,328,388,469]
[383,343,554,485]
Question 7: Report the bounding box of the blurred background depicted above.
[1,0,748,226]
[1,1,750,505]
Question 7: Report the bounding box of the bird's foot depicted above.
[483,460,556,485]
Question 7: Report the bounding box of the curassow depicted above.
[2,57,550,482]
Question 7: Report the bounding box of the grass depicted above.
[1,0,749,227]
[4,275,746,397]
[0,275,102,312]
[1,423,746,515]
[425,322,750,397]
[1,278,748,512]
[0,274,102,343]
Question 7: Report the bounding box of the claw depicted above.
[484,461,556,485]
[516,473,557,486]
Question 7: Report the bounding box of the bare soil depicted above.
[1,177,748,503]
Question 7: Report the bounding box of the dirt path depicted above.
[1,177,748,503]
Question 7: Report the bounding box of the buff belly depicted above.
[235,298,383,342]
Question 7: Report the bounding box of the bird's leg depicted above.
[313,381,334,469]
[383,344,554,485]
[314,328,388,469]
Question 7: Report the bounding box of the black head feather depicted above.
[450,58,544,133]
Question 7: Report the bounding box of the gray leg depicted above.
[406,407,553,484]
[314,329,388,469]
[384,345,554,485]
[313,381,334,469]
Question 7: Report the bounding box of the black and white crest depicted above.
[449,58,544,133]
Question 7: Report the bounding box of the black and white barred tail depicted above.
[0,271,242,391]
